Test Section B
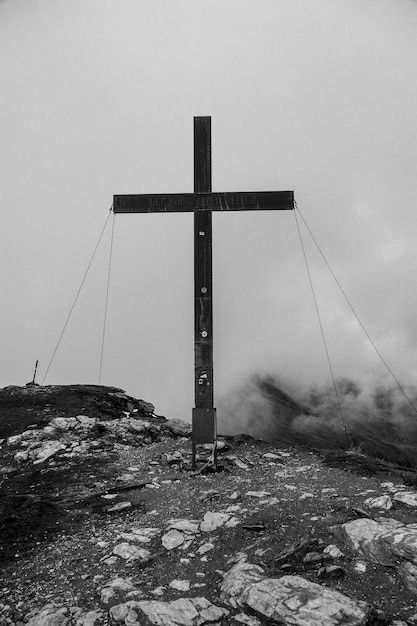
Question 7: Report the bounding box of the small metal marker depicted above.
[113,117,295,470]
[32,360,39,386]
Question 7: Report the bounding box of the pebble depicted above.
[169,579,191,591]
[323,545,344,559]
[354,561,367,573]
[364,495,392,509]
[245,491,271,498]
[112,543,152,563]
[162,529,185,550]
[106,502,132,512]
[197,542,215,555]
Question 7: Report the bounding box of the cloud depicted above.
[1,0,416,422]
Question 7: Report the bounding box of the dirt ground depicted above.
[2,385,417,624]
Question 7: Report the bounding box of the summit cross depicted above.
[113,116,294,465]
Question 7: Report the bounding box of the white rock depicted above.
[14,450,29,462]
[75,415,96,429]
[161,418,192,437]
[181,539,194,551]
[265,497,280,506]
[49,417,78,430]
[200,511,231,532]
[323,545,344,559]
[100,577,140,607]
[354,562,367,573]
[162,451,185,464]
[151,586,166,597]
[107,502,132,513]
[74,610,104,626]
[169,579,191,591]
[262,453,281,460]
[112,543,152,563]
[337,517,417,592]
[126,420,153,434]
[231,458,249,469]
[225,517,241,528]
[364,495,392,510]
[42,426,57,436]
[245,491,271,498]
[33,441,66,464]
[167,519,200,534]
[234,612,262,626]
[7,433,25,446]
[394,491,417,507]
[336,518,402,562]
[221,560,368,625]
[197,542,215,555]
[25,604,70,626]
[117,473,135,482]
[109,597,228,626]
[295,465,313,472]
[162,529,185,550]
[118,528,161,544]
[74,610,106,626]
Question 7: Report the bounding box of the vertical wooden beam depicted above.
[192,117,216,458]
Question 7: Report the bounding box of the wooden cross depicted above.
[113,116,294,466]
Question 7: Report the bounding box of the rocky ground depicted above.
[2,385,417,625]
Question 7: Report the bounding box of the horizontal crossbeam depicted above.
[113,191,294,214]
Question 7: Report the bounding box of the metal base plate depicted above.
[192,407,216,444]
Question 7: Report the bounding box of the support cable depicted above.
[99,211,115,385]
[41,207,113,385]
[295,202,417,416]
[293,209,351,447]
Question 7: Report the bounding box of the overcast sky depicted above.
[1,0,416,420]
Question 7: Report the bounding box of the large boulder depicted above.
[161,418,192,437]
[334,517,417,593]
[220,560,369,626]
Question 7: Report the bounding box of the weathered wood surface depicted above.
[112,116,295,448]
[113,190,294,213]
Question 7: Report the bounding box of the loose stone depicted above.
[161,529,186,550]
[112,543,152,563]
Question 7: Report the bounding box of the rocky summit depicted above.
[2,386,417,625]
